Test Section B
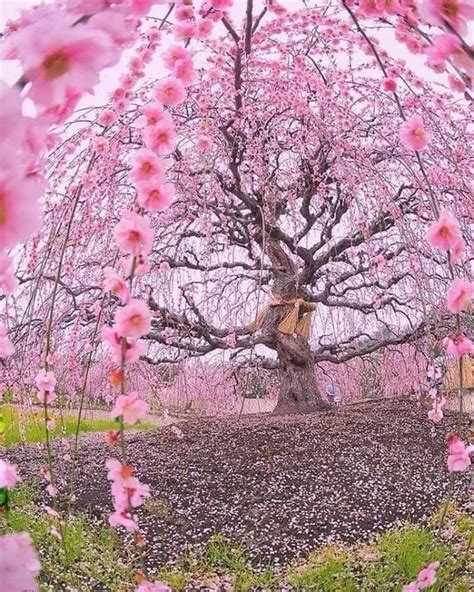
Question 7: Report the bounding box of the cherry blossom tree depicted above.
[5,2,472,415]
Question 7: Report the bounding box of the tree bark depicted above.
[273,332,332,414]
[260,237,332,414]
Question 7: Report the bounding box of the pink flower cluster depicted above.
[35,369,57,405]
[0,533,41,592]
[403,561,439,591]
[447,434,472,472]
[106,459,150,532]
[0,459,21,488]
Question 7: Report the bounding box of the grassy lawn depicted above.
[1,485,472,591]
[0,404,154,448]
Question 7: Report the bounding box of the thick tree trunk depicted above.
[273,332,332,414]
[259,237,333,414]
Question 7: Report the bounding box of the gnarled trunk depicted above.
[273,332,332,414]
[259,238,332,414]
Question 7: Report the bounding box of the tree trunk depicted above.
[259,237,333,414]
[273,332,332,414]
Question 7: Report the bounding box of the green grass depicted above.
[1,485,136,591]
[1,485,472,591]
[154,512,473,591]
[0,404,154,447]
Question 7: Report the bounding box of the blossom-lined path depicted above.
[6,399,470,572]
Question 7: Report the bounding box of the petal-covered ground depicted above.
[5,399,470,572]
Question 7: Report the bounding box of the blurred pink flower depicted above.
[137,180,175,212]
[173,58,194,86]
[210,0,234,10]
[130,149,165,184]
[154,77,186,106]
[0,532,40,592]
[416,562,439,589]
[0,170,41,250]
[111,392,148,424]
[197,134,213,151]
[447,434,472,472]
[143,121,176,155]
[443,334,473,357]
[162,45,190,70]
[35,369,56,395]
[399,115,430,151]
[99,109,117,127]
[427,407,443,422]
[114,211,154,255]
[0,325,14,358]
[109,509,138,531]
[0,253,18,294]
[0,459,21,488]
[426,210,462,251]
[446,279,473,313]
[115,299,152,338]
[16,15,119,105]
[103,267,130,304]
[420,0,474,35]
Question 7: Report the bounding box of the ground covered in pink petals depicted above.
[5,399,470,574]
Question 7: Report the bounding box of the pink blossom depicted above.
[428,407,443,422]
[174,22,198,41]
[0,532,40,592]
[383,78,397,92]
[35,369,56,395]
[46,484,58,497]
[197,134,213,151]
[111,392,148,424]
[0,170,41,250]
[426,34,460,70]
[416,561,439,589]
[136,103,173,128]
[426,210,463,251]
[89,11,138,49]
[420,0,474,35]
[128,0,167,17]
[0,252,19,294]
[112,476,150,506]
[136,582,172,592]
[109,509,138,531]
[0,84,26,149]
[106,458,134,483]
[196,18,214,38]
[143,121,176,155]
[0,325,14,358]
[154,77,186,106]
[446,279,473,314]
[16,15,119,105]
[399,115,430,151]
[359,0,384,16]
[101,326,147,365]
[115,299,152,338]
[443,334,473,357]
[173,58,194,86]
[137,180,175,212]
[130,149,165,184]
[159,261,171,272]
[162,45,190,70]
[210,0,234,10]
[99,109,117,127]
[447,434,472,472]
[0,459,21,488]
[402,584,419,592]
[114,211,154,255]
[103,267,130,304]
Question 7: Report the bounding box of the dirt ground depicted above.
[6,399,471,571]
